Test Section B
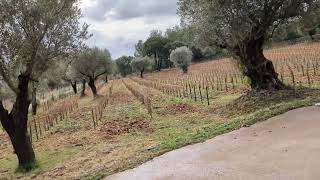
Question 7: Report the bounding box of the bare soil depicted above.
[98,119,154,139]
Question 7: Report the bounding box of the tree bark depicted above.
[140,68,145,78]
[80,79,86,97]
[105,75,108,83]
[71,81,77,94]
[88,78,98,97]
[235,36,285,91]
[154,53,161,71]
[183,67,188,74]
[0,75,36,170]
[31,85,37,115]
[157,59,162,71]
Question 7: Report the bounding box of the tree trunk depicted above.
[154,53,157,70]
[183,67,188,74]
[0,75,36,170]
[154,53,161,71]
[308,29,316,41]
[10,129,35,169]
[88,78,98,97]
[157,59,162,71]
[80,79,86,97]
[71,81,77,94]
[140,68,144,78]
[31,85,37,115]
[105,75,108,83]
[235,36,285,91]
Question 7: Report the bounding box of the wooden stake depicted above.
[33,118,39,140]
[206,86,210,106]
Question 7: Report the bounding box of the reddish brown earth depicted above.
[98,119,154,139]
[107,106,320,180]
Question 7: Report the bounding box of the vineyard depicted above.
[124,43,320,110]
[1,42,320,179]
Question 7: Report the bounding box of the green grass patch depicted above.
[0,147,81,178]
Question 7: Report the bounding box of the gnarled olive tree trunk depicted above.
[88,78,98,97]
[235,36,285,91]
[140,68,145,78]
[0,75,35,170]
[71,81,77,94]
[154,53,162,71]
[31,85,37,115]
[80,79,86,97]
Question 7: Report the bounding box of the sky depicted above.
[80,0,180,59]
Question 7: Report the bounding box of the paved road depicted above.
[107,107,320,180]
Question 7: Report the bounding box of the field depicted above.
[1,42,320,179]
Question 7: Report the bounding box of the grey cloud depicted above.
[84,0,178,21]
[84,0,115,21]
[82,0,180,58]
[87,30,135,58]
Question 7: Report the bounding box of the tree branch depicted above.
[94,70,109,80]
[78,71,92,79]
[0,59,18,94]
[0,100,11,132]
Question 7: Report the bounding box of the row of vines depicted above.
[129,43,320,105]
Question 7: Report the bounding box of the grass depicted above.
[221,87,319,116]
[93,84,320,179]
[1,79,320,179]
[155,89,320,152]
[0,147,81,177]
[16,161,39,173]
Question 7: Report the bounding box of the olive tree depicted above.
[131,56,152,78]
[104,61,116,83]
[59,58,90,96]
[170,46,193,73]
[116,56,133,77]
[178,0,318,90]
[72,47,112,97]
[66,65,88,97]
[61,59,88,97]
[0,0,89,170]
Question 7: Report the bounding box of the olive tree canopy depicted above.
[170,46,193,73]
[116,56,133,77]
[178,0,318,90]
[131,56,153,78]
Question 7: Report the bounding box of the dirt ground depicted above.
[108,106,320,180]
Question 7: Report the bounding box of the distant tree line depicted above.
[113,27,228,78]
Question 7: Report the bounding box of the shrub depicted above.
[170,46,193,73]
[190,46,203,62]
[202,47,216,59]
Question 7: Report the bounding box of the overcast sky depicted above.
[80,0,180,59]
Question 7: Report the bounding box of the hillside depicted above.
[1,43,320,179]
